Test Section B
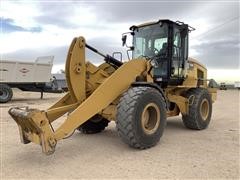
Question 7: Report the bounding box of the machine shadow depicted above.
[13,119,187,164]
[10,97,56,102]
[166,117,186,131]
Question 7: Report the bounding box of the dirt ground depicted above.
[0,89,239,179]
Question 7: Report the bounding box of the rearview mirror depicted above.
[122,35,127,46]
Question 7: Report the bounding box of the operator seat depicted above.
[159,42,168,57]
[154,42,168,77]
[144,47,155,57]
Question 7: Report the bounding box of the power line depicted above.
[195,16,239,39]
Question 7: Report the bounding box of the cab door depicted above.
[170,25,188,85]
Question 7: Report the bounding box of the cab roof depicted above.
[130,19,195,31]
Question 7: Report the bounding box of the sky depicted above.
[0,0,239,83]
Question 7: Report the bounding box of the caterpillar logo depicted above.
[19,68,30,73]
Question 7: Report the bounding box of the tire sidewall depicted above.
[196,91,212,127]
[0,84,13,103]
[132,89,166,147]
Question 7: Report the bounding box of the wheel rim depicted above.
[200,98,209,121]
[0,89,9,100]
[141,102,160,135]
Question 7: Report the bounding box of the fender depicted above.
[131,82,169,110]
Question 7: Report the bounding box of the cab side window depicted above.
[172,27,184,78]
[173,30,181,57]
[133,37,146,58]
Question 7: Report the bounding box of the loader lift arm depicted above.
[9,36,147,155]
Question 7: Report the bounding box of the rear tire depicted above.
[77,115,109,134]
[182,88,212,130]
[116,87,166,149]
[0,84,13,103]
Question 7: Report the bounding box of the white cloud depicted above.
[0,1,40,27]
[69,6,97,26]
[0,1,130,54]
[0,31,69,53]
[52,64,65,73]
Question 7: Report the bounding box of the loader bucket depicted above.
[9,107,56,155]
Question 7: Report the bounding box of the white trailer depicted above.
[0,56,54,102]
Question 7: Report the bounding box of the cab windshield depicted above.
[133,23,168,59]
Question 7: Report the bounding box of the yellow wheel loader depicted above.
[9,19,217,155]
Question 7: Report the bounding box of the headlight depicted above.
[150,59,159,68]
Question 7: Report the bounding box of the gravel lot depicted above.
[1,89,239,179]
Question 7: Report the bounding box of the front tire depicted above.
[116,87,166,149]
[182,88,212,130]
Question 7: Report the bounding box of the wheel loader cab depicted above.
[130,20,189,86]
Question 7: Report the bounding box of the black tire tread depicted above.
[77,115,109,134]
[0,84,13,103]
[182,88,212,130]
[116,87,166,149]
